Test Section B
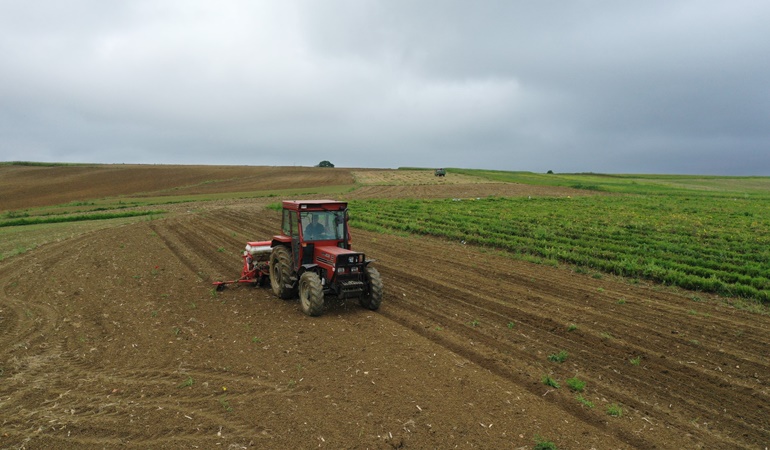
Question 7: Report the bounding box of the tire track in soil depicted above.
[0,221,277,448]
[14,354,283,442]
[385,249,769,399]
[377,264,762,448]
[135,216,293,442]
[343,224,770,448]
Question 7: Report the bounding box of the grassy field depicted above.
[445,168,770,196]
[356,169,770,303]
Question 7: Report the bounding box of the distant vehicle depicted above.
[435,168,446,177]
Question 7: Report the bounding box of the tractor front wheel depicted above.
[299,271,324,316]
[270,246,297,299]
[360,266,383,311]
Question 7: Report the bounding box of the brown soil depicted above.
[1,166,769,449]
[0,165,356,211]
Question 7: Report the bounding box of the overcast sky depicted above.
[1,1,769,174]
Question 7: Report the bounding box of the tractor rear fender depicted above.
[271,236,291,247]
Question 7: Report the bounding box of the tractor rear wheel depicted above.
[360,266,383,310]
[299,271,324,316]
[270,246,297,299]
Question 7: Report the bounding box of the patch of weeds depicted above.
[596,287,605,292]
[606,403,623,417]
[219,394,233,412]
[541,375,560,389]
[567,323,578,332]
[172,327,181,336]
[690,295,703,302]
[507,321,515,329]
[730,299,770,315]
[217,247,226,253]
[287,364,304,388]
[592,273,603,279]
[189,302,197,309]
[151,310,158,318]
[688,309,698,315]
[160,293,170,299]
[251,337,262,343]
[690,339,700,346]
[576,394,594,408]
[468,319,480,328]
[533,436,558,450]
[547,350,568,363]
[566,377,586,392]
[434,326,443,331]
[617,298,627,305]
[178,376,194,388]
[601,332,613,340]
[209,288,219,298]
[630,356,642,366]
[574,266,588,274]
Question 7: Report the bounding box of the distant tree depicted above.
[547,170,554,174]
[317,160,334,168]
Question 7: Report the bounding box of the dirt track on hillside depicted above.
[1,171,769,449]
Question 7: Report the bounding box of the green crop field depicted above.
[352,171,770,303]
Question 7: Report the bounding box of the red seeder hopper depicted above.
[212,240,271,291]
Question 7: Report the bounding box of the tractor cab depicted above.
[269,200,383,316]
[299,209,347,243]
[273,200,351,265]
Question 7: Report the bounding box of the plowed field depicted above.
[1,166,769,449]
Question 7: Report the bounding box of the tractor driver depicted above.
[305,214,326,238]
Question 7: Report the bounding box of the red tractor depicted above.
[214,200,383,316]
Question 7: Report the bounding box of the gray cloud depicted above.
[1,1,768,174]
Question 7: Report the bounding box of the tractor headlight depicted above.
[337,267,346,274]
[350,266,360,273]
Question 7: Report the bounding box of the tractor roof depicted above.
[282,200,347,211]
